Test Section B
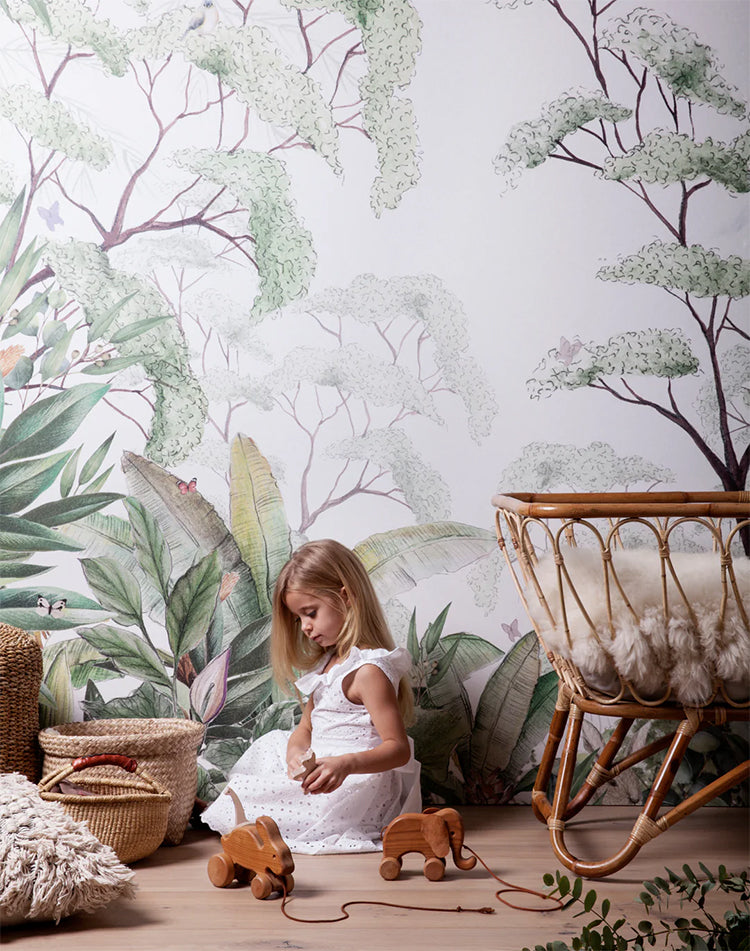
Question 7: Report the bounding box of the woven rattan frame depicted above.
[39,718,204,845]
[0,624,42,781]
[493,491,750,878]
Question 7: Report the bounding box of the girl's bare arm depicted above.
[302,665,410,794]
[286,696,314,778]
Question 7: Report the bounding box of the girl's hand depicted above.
[302,755,352,795]
[286,748,315,781]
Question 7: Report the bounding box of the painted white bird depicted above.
[183,0,219,37]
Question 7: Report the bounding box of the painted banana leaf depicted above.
[223,616,273,675]
[465,631,541,777]
[407,607,505,802]
[229,434,291,615]
[409,703,471,801]
[39,646,74,729]
[420,632,503,709]
[502,668,559,782]
[121,451,261,643]
[354,521,497,601]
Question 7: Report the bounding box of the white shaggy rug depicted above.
[529,549,750,706]
[0,772,136,926]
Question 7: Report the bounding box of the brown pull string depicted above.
[462,845,562,912]
[278,844,561,923]
[280,883,495,923]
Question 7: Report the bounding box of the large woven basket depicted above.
[39,718,204,845]
[0,624,42,781]
[38,753,172,864]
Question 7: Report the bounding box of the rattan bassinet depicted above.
[493,491,750,878]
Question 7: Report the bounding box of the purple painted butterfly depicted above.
[555,336,583,366]
[501,618,522,642]
[38,201,64,231]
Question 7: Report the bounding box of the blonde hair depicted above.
[271,539,413,723]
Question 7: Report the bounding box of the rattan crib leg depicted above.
[549,704,584,825]
[531,687,571,823]
[565,717,634,819]
[651,760,750,833]
[548,715,697,878]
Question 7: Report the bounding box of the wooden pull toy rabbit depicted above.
[207,788,295,899]
[379,807,477,881]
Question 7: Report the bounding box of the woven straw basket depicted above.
[0,624,42,782]
[39,718,204,845]
[38,753,172,864]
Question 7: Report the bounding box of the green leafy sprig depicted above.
[524,865,750,951]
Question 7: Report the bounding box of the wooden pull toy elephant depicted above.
[207,788,295,899]
[379,807,477,881]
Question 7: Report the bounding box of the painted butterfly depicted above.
[37,595,67,617]
[555,336,583,366]
[501,618,522,642]
[38,201,64,232]
[178,478,197,494]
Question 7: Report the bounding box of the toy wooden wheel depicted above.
[424,856,446,881]
[379,856,402,880]
[208,852,235,888]
[251,872,273,899]
[282,874,294,894]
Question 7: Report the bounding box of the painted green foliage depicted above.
[0,194,122,630]
[42,433,547,803]
[406,605,559,804]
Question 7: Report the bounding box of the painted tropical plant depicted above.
[49,433,501,798]
[0,192,122,633]
[494,1,749,500]
[406,605,559,804]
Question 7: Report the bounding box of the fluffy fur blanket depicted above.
[0,772,136,926]
[529,549,750,706]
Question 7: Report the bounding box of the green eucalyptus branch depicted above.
[523,865,750,951]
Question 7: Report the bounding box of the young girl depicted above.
[201,539,421,853]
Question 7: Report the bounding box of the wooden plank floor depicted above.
[4,806,748,950]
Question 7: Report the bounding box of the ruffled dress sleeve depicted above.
[294,645,411,699]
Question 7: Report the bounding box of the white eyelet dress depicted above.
[201,646,422,853]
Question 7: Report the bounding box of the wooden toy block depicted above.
[291,751,317,783]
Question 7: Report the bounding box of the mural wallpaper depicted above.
[0,0,747,807]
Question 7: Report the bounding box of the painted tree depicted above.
[0,0,422,465]
[494,2,749,496]
[181,272,497,532]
